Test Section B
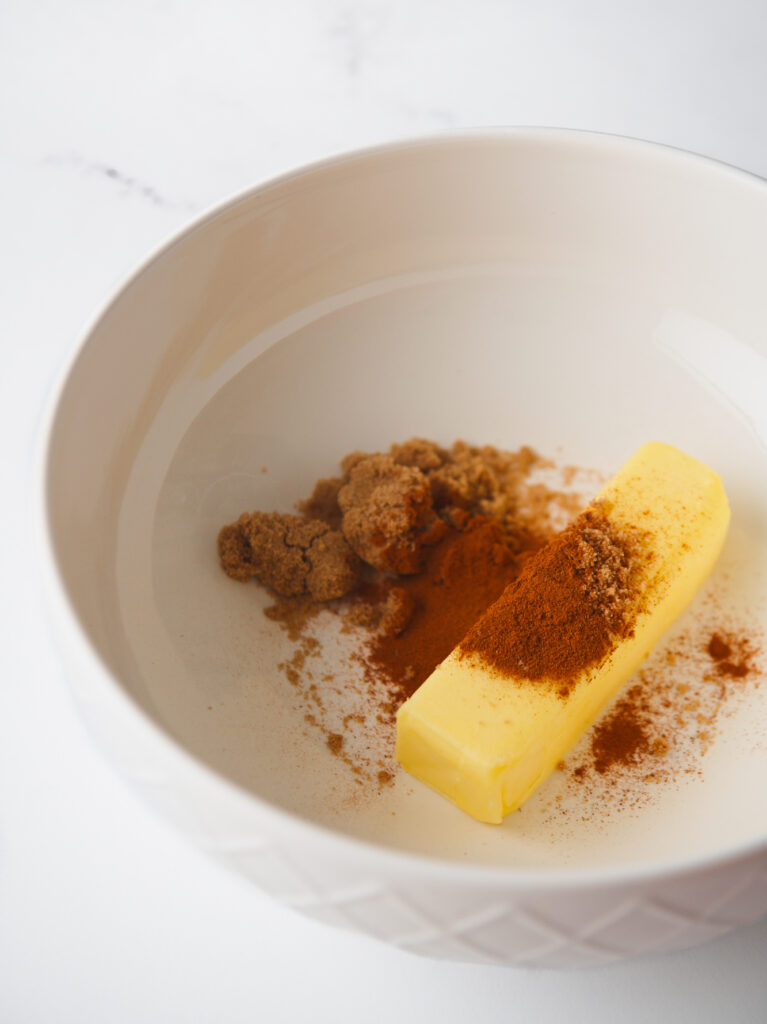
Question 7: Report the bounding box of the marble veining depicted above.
[43,152,199,211]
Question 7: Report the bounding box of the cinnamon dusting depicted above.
[357,513,527,706]
[458,507,641,693]
[561,623,761,810]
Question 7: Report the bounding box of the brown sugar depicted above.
[346,587,416,638]
[298,477,344,529]
[337,453,448,573]
[218,511,361,601]
[298,438,570,556]
[393,439,554,551]
[458,507,640,691]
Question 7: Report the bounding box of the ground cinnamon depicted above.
[457,507,640,693]
[707,633,750,678]
[564,624,760,795]
[358,512,534,704]
[584,684,653,775]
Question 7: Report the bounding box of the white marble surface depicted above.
[3,1,767,1020]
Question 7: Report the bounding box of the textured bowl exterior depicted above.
[217,845,767,968]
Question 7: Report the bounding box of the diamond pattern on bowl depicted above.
[695,865,767,924]
[194,829,767,966]
[582,899,726,957]
[209,837,319,899]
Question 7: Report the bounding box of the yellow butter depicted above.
[395,442,730,823]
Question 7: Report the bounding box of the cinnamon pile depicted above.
[354,512,524,708]
[458,507,641,694]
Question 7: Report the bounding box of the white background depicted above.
[3,1,767,1020]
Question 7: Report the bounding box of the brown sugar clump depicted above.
[218,520,259,581]
[379,588,415,637]
[218,511,361,601]
[572,508,638,634]
[343,587,415,637]
[297,477,344,529]
[424,441,540,525]
[390,437,446,472]
[337,454,448,573]
[390,439,566,554]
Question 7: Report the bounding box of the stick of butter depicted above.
[395,442,730,823]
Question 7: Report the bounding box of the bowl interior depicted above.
[47,133,767,873]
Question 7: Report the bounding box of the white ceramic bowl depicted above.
[42,130,767,967]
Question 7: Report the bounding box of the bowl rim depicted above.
[38,126,767,892]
